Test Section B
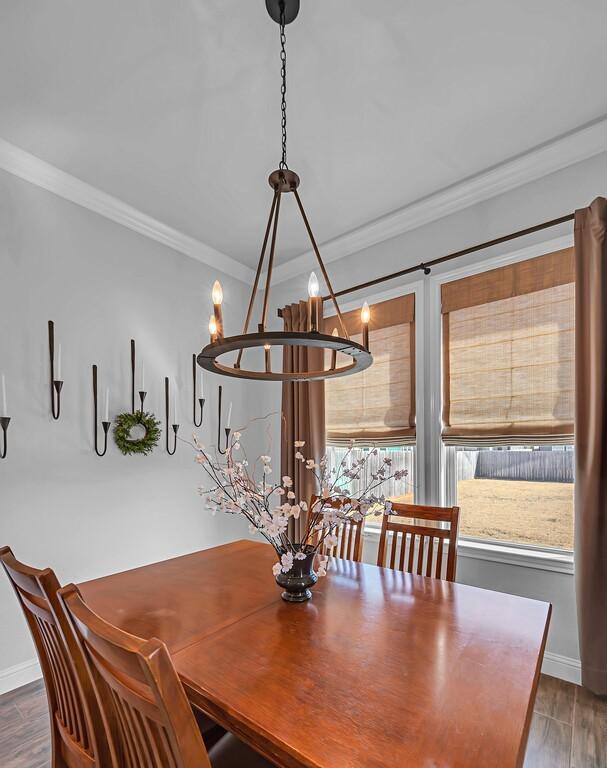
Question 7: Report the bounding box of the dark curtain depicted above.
[281,301,326,541]
[574,196,607,695]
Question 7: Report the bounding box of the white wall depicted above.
[0,169,259,692]
[269,150,607,682]
[2,148,602,692]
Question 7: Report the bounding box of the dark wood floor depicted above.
[0,674,605,767]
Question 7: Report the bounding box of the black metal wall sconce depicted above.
[0,416,9,459]
[0,375,9,459]
[48,321,63,420]
[192,354,205,427]
[164,377,179,455]
[92,365,111,457]
[130,339,146,414]
[216,385,232,455]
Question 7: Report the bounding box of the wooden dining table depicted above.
[78,539,551,768]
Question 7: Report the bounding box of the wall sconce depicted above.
[216,385,232,455]
[131,339,146,414]
[0,375,9,459]
[48,321,63,420]
[192,354,205,427]
[92,365,111,457]
[0,416,9,460]
[164,377,179,455]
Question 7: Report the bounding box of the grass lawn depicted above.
[456,478,574,550]
[379,480,574,551]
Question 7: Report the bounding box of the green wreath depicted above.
[113,411,161,456]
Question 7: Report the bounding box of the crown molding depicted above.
[271,116,607,284]
[3,115,606,290]
[0,137,256,284]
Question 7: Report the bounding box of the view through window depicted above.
[454,445,574,550]
[326,444,415,527]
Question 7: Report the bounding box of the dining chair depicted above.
[377,502,460,581]
[310,496,365,562]
[58,582,273,768]
[0,546,112,768]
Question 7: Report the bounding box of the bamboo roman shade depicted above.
[441,248,575,445]
[324,294,415,445]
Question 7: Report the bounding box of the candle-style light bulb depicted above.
[104,388,109,422]
[173,382,179,425]
[212,280,223,305]
[141,362,145,392]
[307,272,322,332]
[264,344,271,373]
[209,314,218,342]
[200,371,204,399]
[361,302,370,324]
[212,280,224,339]
[330,328,338,370]
[227,402,233,429]
[1,374,7,417]
[308,271,320,298]
[57,344,62,381]
[361,302,370,350]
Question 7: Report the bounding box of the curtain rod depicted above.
[319,212,575,302]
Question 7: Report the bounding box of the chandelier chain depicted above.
[279,3,288,170]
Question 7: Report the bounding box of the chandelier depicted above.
[197,0,372,382]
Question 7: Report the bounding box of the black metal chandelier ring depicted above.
[198,331,372,382]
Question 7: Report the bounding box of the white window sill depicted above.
[363,528,574,575]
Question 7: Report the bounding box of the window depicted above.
[441,247,575,551]
[321,241,577,557]
[324,293,417,524]
[326,443,415,527]
[448,445,574,550]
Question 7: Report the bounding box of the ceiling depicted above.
[1,0,607,270]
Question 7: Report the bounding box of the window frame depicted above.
[323,233,575,573]
[323,280,426,501]
[428,233,575,571]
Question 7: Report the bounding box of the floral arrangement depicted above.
[194,429,407,582]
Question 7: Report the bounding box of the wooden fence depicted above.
[458,450,574,483]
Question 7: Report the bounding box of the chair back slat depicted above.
[425,538,435,578]
[377,504,460,581]
[310,496,365,563]
[416,535,425,575]
[0,546,109,768]
[59,583,212,768]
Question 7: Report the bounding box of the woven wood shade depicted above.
[324,294,415,445]
[442,248,575,444]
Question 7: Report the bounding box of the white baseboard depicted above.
[0,658,42,696]
[542,651,582,685]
